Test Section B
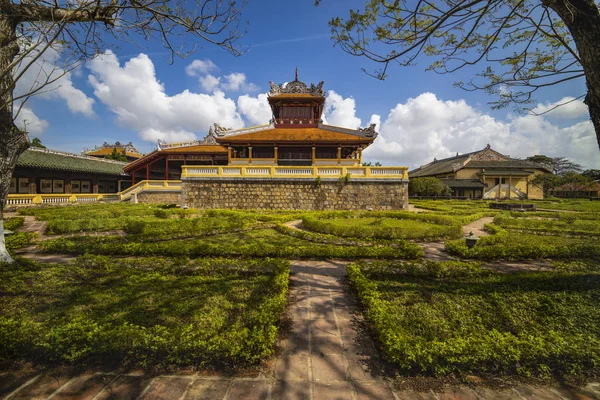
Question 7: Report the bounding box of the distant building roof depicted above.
[124,133,227,173]
[17,147,127,176]
[409,145,551,177]
[439,179,486,188]
[84,141,142,159]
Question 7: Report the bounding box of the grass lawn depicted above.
[0,256,289,369]
[348,260,600,380]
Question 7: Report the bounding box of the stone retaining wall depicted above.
[135,191,181,205]
[182,179,408,210]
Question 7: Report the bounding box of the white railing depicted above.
[181,166,408,180]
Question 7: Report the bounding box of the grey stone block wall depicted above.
[181,179,408,210]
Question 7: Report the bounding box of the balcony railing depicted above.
[181,166,408,180]
[6,180,183,206]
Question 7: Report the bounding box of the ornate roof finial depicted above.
[486,143,491,149]
[295,67,298,81]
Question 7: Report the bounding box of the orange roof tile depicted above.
[86,147,142,158]
[124,144,227,172]
[161,145,227,154]
[218,128,373,144]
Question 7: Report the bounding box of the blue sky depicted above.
[15,0,599,169]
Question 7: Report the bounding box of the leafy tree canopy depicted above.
[30,137,45,148]
[526,155,583,175]
[323,0,600,150]
[104,148,128,162]
[409,177,452,197]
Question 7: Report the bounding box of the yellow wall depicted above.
[455,169,478,179]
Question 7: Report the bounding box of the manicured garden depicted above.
[0,256,288,368]
[2,199,600,381]
[348,260,600,380]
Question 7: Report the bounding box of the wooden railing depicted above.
[181,166,408,180]
[6,180,182,206]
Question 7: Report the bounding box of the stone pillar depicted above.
[29,176,37,194]
[498,176,502,199]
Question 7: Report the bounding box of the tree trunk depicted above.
[547,0,600,150]
[0,11,29,263]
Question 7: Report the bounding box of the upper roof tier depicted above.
[216,123,378,145]
[268,68,325,99]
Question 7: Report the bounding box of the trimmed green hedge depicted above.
[302,211,462,241]
[0,256,289,368]
[40,228,424,259]
[348,260,600,379]
[445,227,600,261]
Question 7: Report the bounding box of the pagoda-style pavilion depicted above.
[124,72,379,183]
[217,72,377,166]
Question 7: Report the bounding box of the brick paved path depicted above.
[2,260,600,399]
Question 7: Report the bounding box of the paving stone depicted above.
[309,306,336,320]
[0,371,39,396]
[438,387,480,400]
[139,376,192,400]
[354,382,394,400]
[311,335,344,355]
[342,335,377,357]
[309,319,339,336]
[9,374,70,400]
[184,379,230,400]
[553,386,598,400]
[94,375,152,399]
[513,385,564,399]
[333,306,354,321]
[313,381,354,400]
[310,354,347,382]
[225,379,269,400]
[271,380,311,400]
[394,389,439,399]
[274,354,310,382]
[51,374,115,400]
[344,353,383,383]
[281,332,310,354]
[289,306,309,320]
[474,387,522,399]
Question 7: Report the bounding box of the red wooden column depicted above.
[165,157,169,180]
[131,171,134,186]
[146,165,150,180]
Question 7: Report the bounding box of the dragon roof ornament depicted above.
[268,69,325,97]
[358,123,377,138]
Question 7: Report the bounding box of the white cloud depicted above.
[87,51,244,143]
[14,46,95,117]
[221,73,258,92]
[363,92,599,170]
[185,59,218,76]
[322,90,362,129]
[199,74,221,92]
[238,93,271,125]
[14,106,48,135]
[532,97,588,119]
